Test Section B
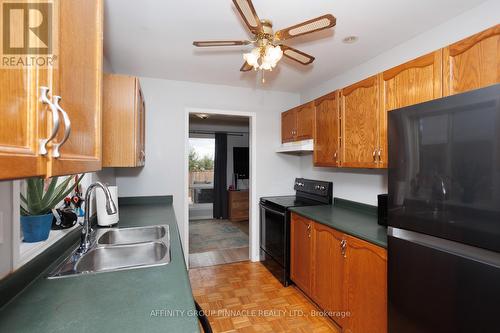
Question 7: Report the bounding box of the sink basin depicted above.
[48,224,171,279]
[76,242,169,273]
[97,225,166,245]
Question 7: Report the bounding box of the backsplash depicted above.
[300,155,387,206]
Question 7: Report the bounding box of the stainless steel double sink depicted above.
[48,225,170,279]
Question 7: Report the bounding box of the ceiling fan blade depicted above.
[232,0,262,34]
[275,14,336,41]
[281,45,315,65]
[193,40,251,47]
[240,61,253,72]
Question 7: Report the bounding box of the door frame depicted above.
[184,108,258,266]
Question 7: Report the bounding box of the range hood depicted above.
[276,139,313,154]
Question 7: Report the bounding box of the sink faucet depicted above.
[78,182,117,254]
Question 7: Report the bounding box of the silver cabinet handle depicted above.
[52,96,71,158]
[377,148,382,162]
[333,151,338,160]
[372,149,377,162]
[340,239,347,258]
[307,224,311,238]
[39,86,60,156]
[140,150,145,162]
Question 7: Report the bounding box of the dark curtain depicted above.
[213,133,228,219]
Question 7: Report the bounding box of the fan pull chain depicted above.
[261,70,265,84]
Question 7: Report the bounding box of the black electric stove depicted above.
[260,178,332,286]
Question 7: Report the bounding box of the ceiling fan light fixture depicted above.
[263,44,283,67]
[243,47,261,69]
[243,44,283,72]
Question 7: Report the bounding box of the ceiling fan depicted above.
[193,0,336,82]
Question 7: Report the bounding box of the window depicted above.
[188,138,215,219]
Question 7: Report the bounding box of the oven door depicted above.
[260,203,287,266]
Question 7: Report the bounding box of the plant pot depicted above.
[20,213,53,243]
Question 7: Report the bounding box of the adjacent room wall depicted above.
[299,0,500,205]
[115,78,301,248]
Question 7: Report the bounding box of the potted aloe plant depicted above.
[20,175,84,242]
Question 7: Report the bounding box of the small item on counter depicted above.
[63,197,72,208]
[51,208,78,230]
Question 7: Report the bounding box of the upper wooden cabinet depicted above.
[48,0,103,177]
[378,50,443,166]
[102,74,146,167]
[0,0,103,180]
[0,67,46,180]
[304,24,499,170]
[443,24,500,96]
[281,102,315,143]
[314,91,341,167]
[281,109,296,143]
[290,213,313,295]
[295,102,315,140]
[341,76,381,168]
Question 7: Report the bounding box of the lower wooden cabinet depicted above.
[290,213,387,332]
[311,222,346,326]
[344,234,387,333]
[290,213,313,294]
[228,190,249,222]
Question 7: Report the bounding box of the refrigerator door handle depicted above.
[389,227,500,269]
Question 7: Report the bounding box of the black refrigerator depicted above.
[388,84,500,333]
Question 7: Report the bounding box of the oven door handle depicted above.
[260,203,286,217]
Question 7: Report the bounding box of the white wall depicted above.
[116,78,300,248]
[299,0,500,205]
[0,181,13,278]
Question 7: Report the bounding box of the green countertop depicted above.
[289,199,388,248]
[0,196,200,333]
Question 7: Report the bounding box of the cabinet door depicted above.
[312,222,346,326]
[443,25,500,96]
[281,109,297,143]
[341,76,380,168]
[48,0,103,176]
[290,213,313,294]
[379,50,443,166]
[0,67,47,180]
[344,235,387,333]
[296,102,315,140]
[314,92,340,167]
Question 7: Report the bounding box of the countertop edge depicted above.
[289,204,388,249]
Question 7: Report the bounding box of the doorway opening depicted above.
[187,112,252,268]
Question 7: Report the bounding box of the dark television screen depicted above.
[233,147,249,179]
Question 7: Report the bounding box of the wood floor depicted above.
[189,261,340,333]
[189,246,249,268]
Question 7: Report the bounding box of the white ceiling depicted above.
[104,0,487,93]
